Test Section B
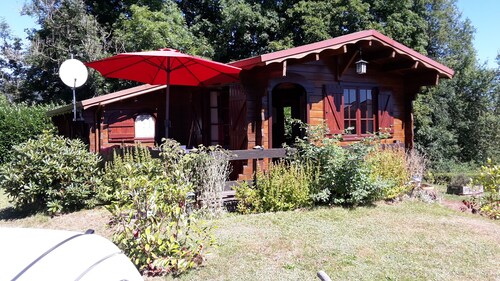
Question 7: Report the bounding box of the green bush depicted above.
[98,145,163,204]
[293,127,386,206]
[327,142,387,206]
[0,96,55,163]
[475,159,500,219]
[292,127,346,204]
[0,131,101,214]
[366,146,411,199]
[235,161,313,213]
[105,140,215,276]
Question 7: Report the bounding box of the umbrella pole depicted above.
[165,62,171,138]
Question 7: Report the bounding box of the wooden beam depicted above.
[411,72,440,86]
[364,49,396,62]
[339,48,358,78]
[382,60,419,72]
[282,60,287,76]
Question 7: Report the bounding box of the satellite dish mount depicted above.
[59,55,88,121]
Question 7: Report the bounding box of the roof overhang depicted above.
[47,84,166,117]
[229,29,454,79]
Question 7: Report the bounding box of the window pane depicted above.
[349,89,356,118]
[360,90,366,118]
[135,114,155,138]
[367,119,373,133]
[366,90,373,117]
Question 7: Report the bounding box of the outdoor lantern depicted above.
[355,59,368,74]
[355,49,368,74]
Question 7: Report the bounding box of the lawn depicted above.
[1,191,499,281]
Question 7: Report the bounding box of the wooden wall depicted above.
[240,55,417,152]
[57,86,213,155]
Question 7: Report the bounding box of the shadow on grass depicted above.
[0,206,37,221]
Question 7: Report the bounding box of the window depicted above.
[343,87,375,135]
[135,113,155,139]
[323,84,394,137]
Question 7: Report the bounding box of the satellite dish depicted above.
[59,57,88,121]
[59,58,88,88]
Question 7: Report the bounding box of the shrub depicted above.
[293,127,386,206]
[0,96,55,163]
[98,145,163,204]
[475,159,500,219]
[235,161,313,213]
[406,149,428,181]
[0,131,101,214]
[105,140,215,276]
[449,174,473,187]
[292,127,346,204]
[366,146,411,199]
[327,142,387,206]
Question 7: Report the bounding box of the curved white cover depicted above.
[0,228,143,281]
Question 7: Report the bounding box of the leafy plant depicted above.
[0,96,55,163]
[475,159,500,219]
[105,140,216,276]
[293,125,387,206]
[98,145,163,204]
[0,131,101,214]
[235,161,313,213]
[449,174,472,187]
[366,146,411,199]
[327,142,386,206]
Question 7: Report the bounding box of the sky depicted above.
[0,0,498,69]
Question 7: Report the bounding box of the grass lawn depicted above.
[1,191,499,281]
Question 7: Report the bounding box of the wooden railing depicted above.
[228,148,290,160]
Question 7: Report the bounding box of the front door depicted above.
[271,83,307,148]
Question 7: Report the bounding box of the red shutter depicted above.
[323,84,344,134]
[107,111,135,141]
[229,84,247,150]
[377,89,394,134]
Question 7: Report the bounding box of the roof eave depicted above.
[229,29,454,79]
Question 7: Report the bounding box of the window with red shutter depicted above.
[342,87,375,136]
[323,85,393,138]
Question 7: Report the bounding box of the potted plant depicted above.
[447,174,483,195]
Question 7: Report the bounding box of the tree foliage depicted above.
[113,2,213,57]
[0,95,55,163]
[20,0,109,103]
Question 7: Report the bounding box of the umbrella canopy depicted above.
[85,48,241,137]
[86,48,241,86]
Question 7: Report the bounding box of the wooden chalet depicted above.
[48,30,454,180]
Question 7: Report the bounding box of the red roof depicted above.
[229,29,454,78]
[47,84,166,116]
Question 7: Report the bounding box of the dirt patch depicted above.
[0,207,113,239]
[441,199,468,213]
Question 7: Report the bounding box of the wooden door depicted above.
[229,84,247,150]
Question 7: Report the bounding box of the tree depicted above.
[21,0,109,104]
[0,20,25,102]
[413,0,500,169]
[113,2,213,57]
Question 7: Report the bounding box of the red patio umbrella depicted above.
[85,48,241,138]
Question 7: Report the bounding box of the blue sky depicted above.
[0,0,498,69]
